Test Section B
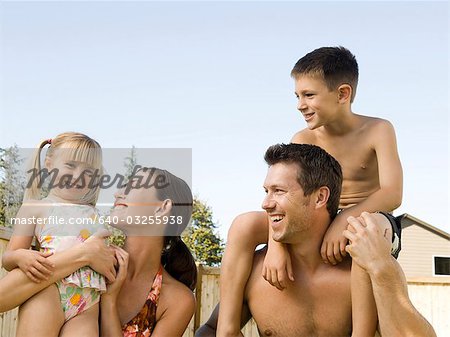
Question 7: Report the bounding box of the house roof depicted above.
[400,213,450,240]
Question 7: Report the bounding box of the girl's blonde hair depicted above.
[24,132,103,205]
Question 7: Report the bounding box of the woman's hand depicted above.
[83,229,117,282]
[103,246,129,301]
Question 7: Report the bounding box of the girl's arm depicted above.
[2,203,54,282]
[0,231,116,313]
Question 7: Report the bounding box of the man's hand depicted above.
[83,229,117,282]
[343,212,391,273]
[15,249,54,283]
[263,241,294,290]
[321,214,349,265]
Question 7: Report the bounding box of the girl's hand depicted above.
[103,246,129,300]
[15,249,54,283]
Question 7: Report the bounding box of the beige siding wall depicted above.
[407,280,450,337]
[398,225,450,278]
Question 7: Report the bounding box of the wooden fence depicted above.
[1,228,449,337]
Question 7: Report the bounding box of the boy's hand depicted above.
[15,249,54,283]
[262,241,294,290]
[321,215,349,265]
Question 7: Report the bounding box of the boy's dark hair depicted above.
[264,143,343,219]
[291,46,359,102]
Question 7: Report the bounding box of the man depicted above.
[199,143,352,336]
[196,143,435,337]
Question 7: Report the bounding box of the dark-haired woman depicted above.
[101,167,197,337]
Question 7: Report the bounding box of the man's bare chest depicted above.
[247,276,352,337]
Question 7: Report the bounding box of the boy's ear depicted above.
[314,186,330,209]
[156,199,173,216]
[337,84,352,103]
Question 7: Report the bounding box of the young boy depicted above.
[218,46,403,337]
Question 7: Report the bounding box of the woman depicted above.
[0,167,197,337]
[101,167,197,336]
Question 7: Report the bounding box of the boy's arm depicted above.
[0,231,116,313]
[263,225,294,289]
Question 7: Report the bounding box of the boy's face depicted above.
[294,75,340,130]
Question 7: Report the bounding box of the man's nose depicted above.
[261,194,275,211]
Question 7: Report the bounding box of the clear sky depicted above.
[0,1,448,239]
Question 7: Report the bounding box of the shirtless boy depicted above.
[218,47,403,337]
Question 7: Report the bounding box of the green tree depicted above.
[0,145,25,227]
[123,145,138,179]
[182,197,224,266]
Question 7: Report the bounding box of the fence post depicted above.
[194,263,204,332]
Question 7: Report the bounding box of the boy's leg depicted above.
[59,303,99,337]
[351,262,378,337]
[217,211,269,337]
[16,284,64,337]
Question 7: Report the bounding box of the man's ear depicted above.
[156,199,173,216]
[337,84,352,103]
[315,186,330,209]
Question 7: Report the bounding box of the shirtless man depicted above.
[218,47,402,337]
[197,143,352,336]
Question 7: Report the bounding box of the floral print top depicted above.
[35,201,106,292]
[122,265,163,337]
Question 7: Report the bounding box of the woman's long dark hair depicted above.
[162,237,197,291]
[143,167,197,291]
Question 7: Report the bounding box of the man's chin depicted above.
[271,233,284,243]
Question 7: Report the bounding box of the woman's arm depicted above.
[100,247,129,337]
[0,231,116,312]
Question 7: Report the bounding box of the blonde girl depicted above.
[1,132,106,337]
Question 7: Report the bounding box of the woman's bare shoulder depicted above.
[158,270,195,317]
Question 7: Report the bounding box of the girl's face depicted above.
[110,170,167,236]
[45,153,98,204]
